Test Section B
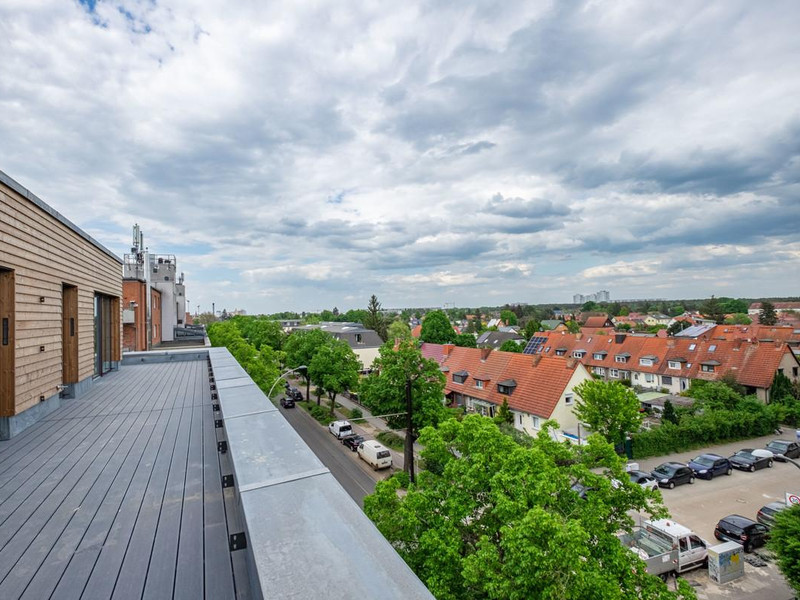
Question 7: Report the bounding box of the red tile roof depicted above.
[436,346,584,418]
[583,315,613,329]
[532,330,797,390]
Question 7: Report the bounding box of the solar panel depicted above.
[523,336,548,355]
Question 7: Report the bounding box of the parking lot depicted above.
[633,432,799,599]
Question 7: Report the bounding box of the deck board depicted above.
[0,360,242,600]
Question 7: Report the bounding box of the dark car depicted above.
[687,453,733,479]
[651,462,695,489]
[288,387,303,401]
[280,396,295,408]
[729,449,773,472]
[757,501,789,528]
[765,440,800,461]
[714,514,768,552]
[342,435,365,451]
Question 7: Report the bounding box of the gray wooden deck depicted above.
[0,360,245,599]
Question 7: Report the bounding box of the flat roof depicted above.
[0,359,243,598]
[0,169,122,264]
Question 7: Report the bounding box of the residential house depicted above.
[529,330,800,402]
[582,314,615,329]
[476,330,525,349]
[422,344,593,442]
[644,313,671,327]
[0,170,122,439]
[541,319,567,331]
[748,302,800,315]
[294,322,383,371]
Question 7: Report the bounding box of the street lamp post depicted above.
[268,366,307,399]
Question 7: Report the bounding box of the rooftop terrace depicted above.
[0,348,432,599]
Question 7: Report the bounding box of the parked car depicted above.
[714,514,768,552]
[765,440,800,461]
[342,434,365,452]
[757,501,789,528]
[288,387,303,401]
[328,420,354,439]
[651,462,695,489]
[628,470,659,491]
[357,440,393,470]
[687,453,733,480]
[280,396,295,408]
[729,449,773,472]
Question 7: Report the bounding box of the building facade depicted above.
[0,170,122,439]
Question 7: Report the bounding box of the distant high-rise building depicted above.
[573,290,611,304]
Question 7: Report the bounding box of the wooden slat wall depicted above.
[0,184,122,415]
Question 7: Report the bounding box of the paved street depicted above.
[278,401,388,507]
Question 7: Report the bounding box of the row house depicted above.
[532,331,799,402]
[421,344,592,442]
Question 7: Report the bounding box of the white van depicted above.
[328,420,353,439]
[357,440,393,470]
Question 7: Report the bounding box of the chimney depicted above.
[615,333,626,344]
[531,354,542,367]
[442,344,454,356]
[565,357,577,369]
[575,332,583,341]
[480,347,492,361]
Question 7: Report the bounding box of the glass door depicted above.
[94,293,115,377]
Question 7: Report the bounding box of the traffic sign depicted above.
[786,492,800,506]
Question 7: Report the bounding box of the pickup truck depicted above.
[619,520,707,579]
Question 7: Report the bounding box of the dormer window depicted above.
[700,360,720,373]
[555,347,567,356]
[668,361,681,370]
[475,379,484,389]
[615,353,630,363]
[573,350,586,359]
[593,351,608,360]
[497,379,517,395]
[639,358,653,367]
[453,370,468,384]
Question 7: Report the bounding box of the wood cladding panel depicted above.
[1,185,122,415]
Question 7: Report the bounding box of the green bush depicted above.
[376,431,405,451]
[392,470,411,489]
[300,401,335,425]
[349,407,364,422]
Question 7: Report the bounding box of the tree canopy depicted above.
[231,316,285,350]
[420,310,457,344]
[768,504,800,593]
[498,339,523,352]
[759,301,778,325]
[363,294,388,342]
[365,416,693,600]
[700,296,726,324]
[454,333,477,348]
[573,380,644,447]
[387,320,412,342]
[499,309,518,326]
[308,338,361,412]
[283,329,336,398]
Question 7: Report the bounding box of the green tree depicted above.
[498,339,523,353]
[523,319,541,339]
[581,300,598,312]
[420,310,457,344]
[454,333,477,348]
[565,320,581,333]
[309,338,361,413]
[359,339,446,480]
[723,313,752,325]
[667,320,691,336]
[768,504,800,593]
[718,297,748,314]
[701,296,726,324]
[494,398,514,424]
[233,316,285,350]
[387,320,412,342]
[573,380,644,447]
[283,329,335,400]
[363,294,388,341]
[499,309,518,326]
[668,305,685,317]
[759,301,778,325]
[662,400,679,425]
[364,416,692,600]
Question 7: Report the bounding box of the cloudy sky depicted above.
[1,1,799,314]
